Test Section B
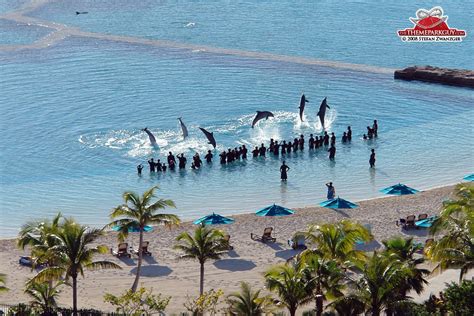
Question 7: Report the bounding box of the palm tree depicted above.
[426,183,474,282]
[25,280,64,314]
[108,186,180,292]
[348,252,411,316]
[264,259,314,316]
[31,218,121,316]
[299,251,345,316]
[17,213,64,267]
[300,219,372,267]
[226,281,273,315]
[0,273,8,292]
[174,225,228,296]
[382,237,429,297]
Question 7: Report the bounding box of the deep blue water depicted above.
[0,0,473,237]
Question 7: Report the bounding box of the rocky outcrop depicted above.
[394,66,474,88]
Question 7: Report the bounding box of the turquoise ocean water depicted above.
[0,0,473,237]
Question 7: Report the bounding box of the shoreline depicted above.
[0,181,463,241]
[0,184,462,313]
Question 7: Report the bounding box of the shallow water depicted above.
[0,1,473,237]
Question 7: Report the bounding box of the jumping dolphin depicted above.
[299,94,309,121]
[178,117,189,139]
[142,127,158,147]
[199,127,216,149]
[251,111,274,128]
[75,11,88,15]
[317,97,330,129]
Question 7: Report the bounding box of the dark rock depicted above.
[394,66,474,88]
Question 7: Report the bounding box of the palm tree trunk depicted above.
[199,262,204,296]
[315,287,323,316]
[131,229,144,292]
[289,305,297,316]
[72,275,78,316]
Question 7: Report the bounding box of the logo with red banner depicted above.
[397,7,467,42]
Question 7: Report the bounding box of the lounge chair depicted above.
[404,215,416,229]
[251,227,276,242]
[111,243,131,258]
[223,234,234,250]
[418,213,428,220]
[288,234,306,250]
[133,241,151,256]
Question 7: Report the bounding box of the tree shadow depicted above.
[333,208,350,217]
[214,259,256,272]
[130,265,172,277]
[355,239,382,252]
[401,228,429,237]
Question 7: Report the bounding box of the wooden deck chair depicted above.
[111,243,131,258]
[133,241,151,256]
[405,215,416,229]
[418,213,428,220]
[251,227,276,242]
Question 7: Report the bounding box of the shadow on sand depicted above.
[275,249,302,260]
[118,257,136,267]
[130,265,173,277]
[214,259,256,272]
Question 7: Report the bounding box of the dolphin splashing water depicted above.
[251,111,274,128]
[299,94,309,121]
[199,127,216,149]
[317,97,330,129]
[142,127,158,147]
[178,117,189,139]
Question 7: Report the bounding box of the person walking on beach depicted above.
[137,164,143,176]
[328,145,336,160]
[369,148,376,168]
[326,182,335,200]
[280,161,290,181]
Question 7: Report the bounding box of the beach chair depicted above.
[223,234,234,250]
[133,241,151,256]
[404,215,416,229]
[251,227,276,242]
[111,243,131,258]
[418,213,428,220]
[288,234,307,250]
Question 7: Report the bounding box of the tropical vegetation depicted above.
[107,185,180,292]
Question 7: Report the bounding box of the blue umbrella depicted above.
[415,216,438,228]
[112,225,153,233]
[463,174,474,182]
[255,204,295,217]
[320,197,358,209]
[380,183,419,195]
[194,213,235,225]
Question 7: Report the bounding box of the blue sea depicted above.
[0,0,473,237]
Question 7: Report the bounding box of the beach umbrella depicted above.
[319,197,358,209]
[112,225,153,233]
[463,174,474,182]
[193,213,235,225]
[415,216,438,228]
[380,183,419,195]
[255,204,295,217]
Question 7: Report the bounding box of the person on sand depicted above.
[280,161,290,181]
[328,145,336,160]
[369,148,376,168]
[326,182,335,200]
[205,150,213,163]
[137,164,143,176]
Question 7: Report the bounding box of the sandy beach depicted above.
[0,184,470,314]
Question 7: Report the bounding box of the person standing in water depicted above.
[280,161,290,181]
[373,120,378,137]
[326,182,335,200]
[178,154,187,169]
[369,148,376,168]
[323,132,330,146]
[309,134,315,150]
[252,146,259,158]
[137,164,143,176]
[259,143,266,157]
[330,132,336,146]
[148,158,156,172]
[242,145,248,159]
[205,150,213,163]
[347,126,352,141]
[328,145,336,160]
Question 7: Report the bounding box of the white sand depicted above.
[0,185,462,314]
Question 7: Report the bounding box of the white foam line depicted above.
[0,0,395,75]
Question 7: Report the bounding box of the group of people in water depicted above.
[137,120,379,180]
